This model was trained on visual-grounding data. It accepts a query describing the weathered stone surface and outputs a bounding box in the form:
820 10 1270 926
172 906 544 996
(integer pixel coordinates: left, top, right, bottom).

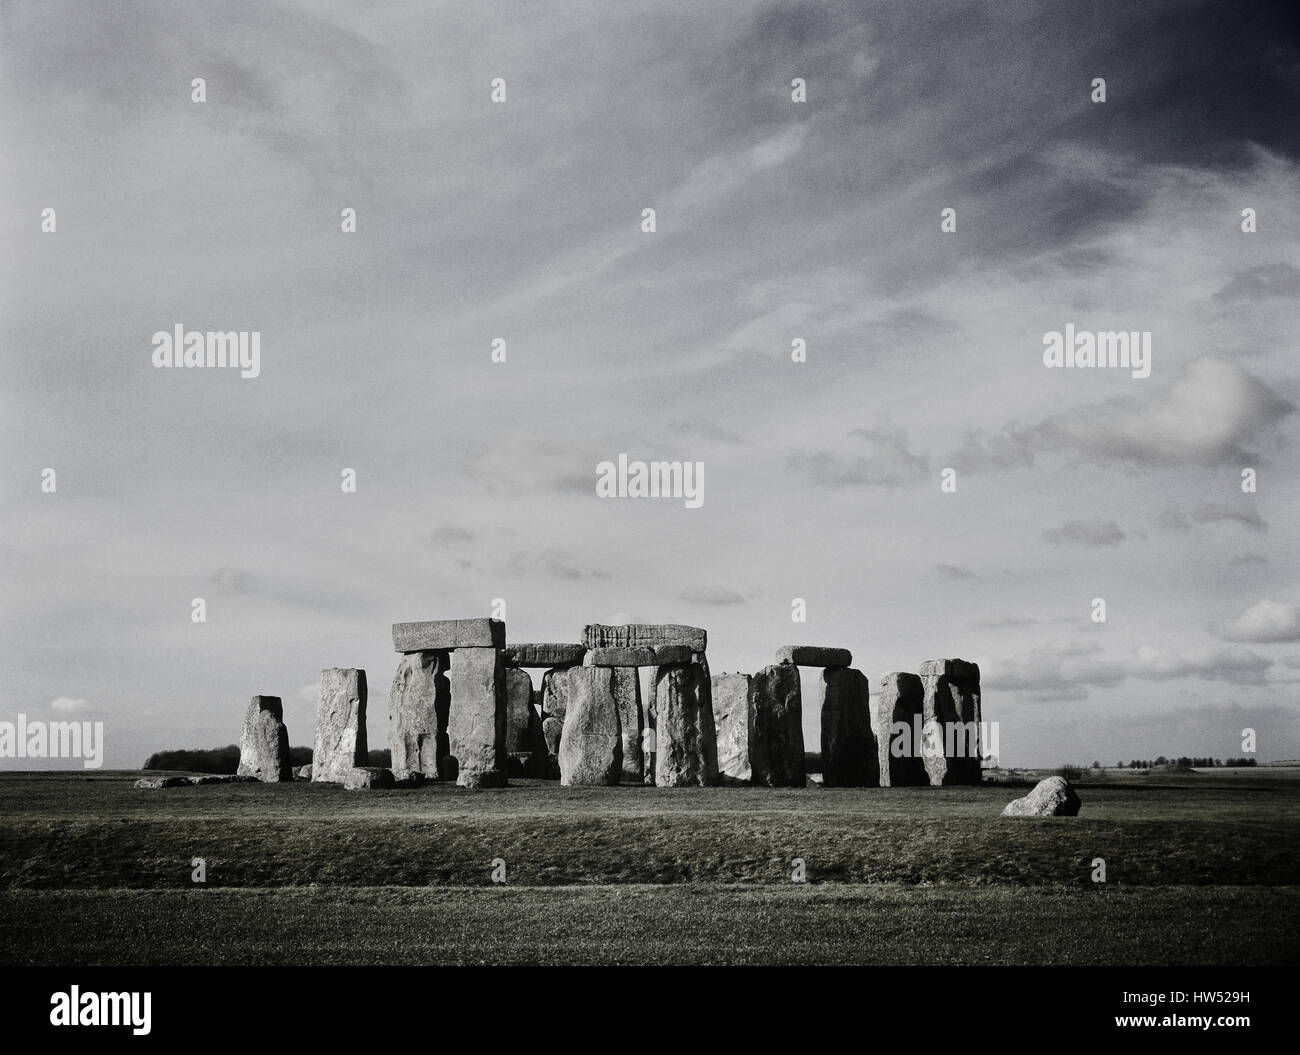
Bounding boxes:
584 646 658 667
1002 776 1080 817
775 645 853 668
388 650 450 780
872 673 927 787
542 716 564 756
188 774 258 785
392 618 505 653
750 663 804 787
392 769 427 788
611 666 643 783
293 764 313 781
711 673 752 784
313 669 368 783
503 643 586 668
237 695 291 783
820 668 877 787
558 666 622 786
343 766 395 790
540 666 577 719
920 658 982 786
652 661 719 787
447 646 507 788
583 623 707 652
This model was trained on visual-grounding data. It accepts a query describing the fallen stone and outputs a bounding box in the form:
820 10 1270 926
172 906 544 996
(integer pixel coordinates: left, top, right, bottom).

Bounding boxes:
313 669 368 783
343 766 396 790
558 666 623 786
392 618 505 653
820 668 877 787
711 672 752 784
583 623 707 652
392 769 428 788
652 661 719 787
1002 776 1080 817
388 650 450 780
750 663 804 787
134 776 190 789
919 658 982 786
236 695 291 783
293 764 314 781
189 774 254 785
447 646 508 788
774 645 853 668
503 643 587 668
612 666 643 783
872 673 927 787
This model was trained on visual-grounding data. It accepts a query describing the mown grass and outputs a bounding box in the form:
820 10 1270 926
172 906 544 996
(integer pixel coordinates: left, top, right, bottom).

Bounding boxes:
1 885 1295 965
2 772 1297 964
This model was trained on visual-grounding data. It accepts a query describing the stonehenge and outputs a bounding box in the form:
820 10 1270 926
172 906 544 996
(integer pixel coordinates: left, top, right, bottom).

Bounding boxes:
237 694 290 782
557 666 623 785
313 669 368 783
873 673 927 787
224 614 987 794
819 668 876 787
920 659 982 786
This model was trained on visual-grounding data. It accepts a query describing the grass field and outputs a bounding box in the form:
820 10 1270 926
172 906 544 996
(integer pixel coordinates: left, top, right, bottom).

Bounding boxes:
2 770 1297 965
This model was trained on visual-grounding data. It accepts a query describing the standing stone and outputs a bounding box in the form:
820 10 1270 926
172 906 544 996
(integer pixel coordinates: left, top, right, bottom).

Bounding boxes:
820 668 877 787
542 716 564 757
873 672 927 787
540 666 576 720
750 663 804 787
919 658 982 786
653 661 719 787
557 666 622 786
237 695 290 782
611 666 643 783
505 667 547 777
711 673 752 784
388 650 450 779
313 669 367 783
447 647 508 788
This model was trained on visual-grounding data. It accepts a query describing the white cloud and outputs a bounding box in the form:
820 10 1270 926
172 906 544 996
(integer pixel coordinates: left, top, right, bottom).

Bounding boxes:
1217 600 1300 643
49 696 86 712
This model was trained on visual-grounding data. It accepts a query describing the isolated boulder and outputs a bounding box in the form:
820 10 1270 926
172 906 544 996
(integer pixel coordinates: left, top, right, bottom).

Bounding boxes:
343 766 395 790
1002 776 1080 817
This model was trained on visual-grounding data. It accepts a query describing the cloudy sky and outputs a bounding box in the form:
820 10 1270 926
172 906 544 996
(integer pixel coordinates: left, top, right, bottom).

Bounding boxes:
3 0 1298 769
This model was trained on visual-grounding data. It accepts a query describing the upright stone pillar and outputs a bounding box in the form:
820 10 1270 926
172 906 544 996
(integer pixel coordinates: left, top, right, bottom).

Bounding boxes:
611 667 643 784
557 666 623 786
711 672 752 784
652 661 719 787
750 663 804 786
237 695 291 782
447 647 508 788
873 672 926 786
504 667 547 777
919 658 982 786
389 650 450 779
313 668 368 783
820 667 876 786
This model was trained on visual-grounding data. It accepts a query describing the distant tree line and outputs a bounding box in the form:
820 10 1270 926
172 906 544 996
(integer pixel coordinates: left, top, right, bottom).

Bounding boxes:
1113 757 1258 769
141 746 392 772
